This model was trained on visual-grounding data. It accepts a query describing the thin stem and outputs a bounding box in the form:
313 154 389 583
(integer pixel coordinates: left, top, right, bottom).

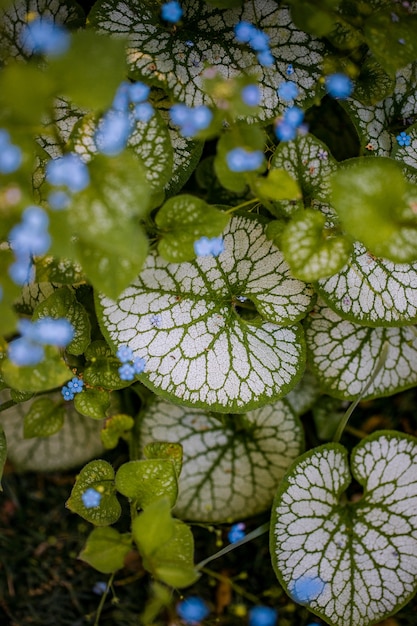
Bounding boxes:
0 400 16 413
93 572 115 626
199 567 260 604
224 198 260 214
195 522 269 570
333 341 389 444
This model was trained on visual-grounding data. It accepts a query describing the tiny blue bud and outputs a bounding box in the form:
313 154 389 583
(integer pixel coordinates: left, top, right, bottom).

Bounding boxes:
161 0 183 23
325 73 353 99
241 84 261 106
286 63 294 75
248 606 278 626
177 597 209 624
93 581 107 595
277 81 299 101
81 488 102 508
228 522 246 543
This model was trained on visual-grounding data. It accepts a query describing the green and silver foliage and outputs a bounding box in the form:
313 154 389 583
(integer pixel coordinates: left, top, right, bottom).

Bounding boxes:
89 0 324 121
96 215 314 412
270 431 417 626
0 392 104 473
138 396 304 522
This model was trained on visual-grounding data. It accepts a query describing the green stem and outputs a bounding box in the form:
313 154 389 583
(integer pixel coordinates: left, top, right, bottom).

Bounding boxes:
199 567 260 604
0 400 16 413
195 522 269 570
93 572 115 626
224 198 260 214
333 341 389 444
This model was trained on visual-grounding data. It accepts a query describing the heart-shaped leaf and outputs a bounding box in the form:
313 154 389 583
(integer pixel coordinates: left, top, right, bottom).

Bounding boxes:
89 0 325 121
316 241 417 326
0 392 104 472
138 396 304 522
79 527 132 574
305 298 417 400
96 215 314 412
270 431 417 626
73 388 110 420
115 459 178 508
1 346 72 393
23 397 65 438
83 340 131 390
101 413 134 449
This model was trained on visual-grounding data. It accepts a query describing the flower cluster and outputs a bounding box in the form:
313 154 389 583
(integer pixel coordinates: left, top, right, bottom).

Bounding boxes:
116 344 146 381
81 487 102 508
95 81 154 156
194 236 224 257
20 16 70 57
46 152 90 196
8 206 51 285
161 0 183 23
62 376 84 401
176 596 209 624
275 79 305 142
228 522 246 543
325 73 353 99
226 147 264 172
249 605 278 626
0 129 22 174
170 104 212 138
397 131 411 147
234 21 274 67
8 317 74 366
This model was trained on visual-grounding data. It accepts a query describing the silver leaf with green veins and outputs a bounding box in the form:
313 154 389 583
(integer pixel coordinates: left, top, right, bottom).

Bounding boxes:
139 396 304 522
89 0 325 121
271 432 417 626
96 215 314 412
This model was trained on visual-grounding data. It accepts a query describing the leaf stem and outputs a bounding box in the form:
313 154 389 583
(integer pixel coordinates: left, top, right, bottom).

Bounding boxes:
195 522 269 570
224 198 260 214
93 572 115 626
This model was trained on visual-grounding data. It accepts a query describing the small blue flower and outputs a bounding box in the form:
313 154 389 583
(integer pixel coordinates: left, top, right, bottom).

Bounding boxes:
129 82 150 103
61 385 75 401
194 236 224 257
318 148 328 160
161 0 183 23
133 102 154 122
95 109 133 156
226 147 264 172
286 64 294 75
93 581 107 595
116 345 134 363
249 30 270 52
67 376 84 393
112 81 130 111
20 17 70 57
277 81 299 101
234 21 256 43
31 317 74 347
396 131 411 147
150 314 162 328
248 605 278 626
176 596 209 624
291 574 325 604
325 73 353 99
48 190 71 210
283 106 304 128
275 120 297 142
132 356 146 374
81 487 102 508
118 363 135 381
228 522 246 543
46 153 90 192
0 139 22 174
170 104 212 137
257 49 274 67
241 85 261 106
8 337 44 366
8 256 34 286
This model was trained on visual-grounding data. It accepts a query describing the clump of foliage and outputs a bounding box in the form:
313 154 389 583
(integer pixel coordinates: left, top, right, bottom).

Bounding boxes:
1 0 417 625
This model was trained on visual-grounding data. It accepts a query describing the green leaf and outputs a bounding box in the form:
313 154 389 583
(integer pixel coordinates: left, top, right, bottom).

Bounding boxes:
101 413 134 449
352 56 395 106
96 215 314 412
14 282 57 316
73 388 110 420
0 425 6 491
83 341 130 390
132 497 175 556
253 169 301 203
66 459 121 526
138 396 304 522
331 158 417 263
153 520 198 588
0 63 55 125
156 194 230 262
0 391 104 472
281 209 352 282
32 287 91 356
316 241 417 326
115 459 178 508
23 397 65 438
143 441 183 479
284 367 320 417
79 527 132 574
271 431 417 626
49 30 127 110
35 256 85 285
1 346 72 393
364 12 417 76
305 299 417 400
89 1 325 122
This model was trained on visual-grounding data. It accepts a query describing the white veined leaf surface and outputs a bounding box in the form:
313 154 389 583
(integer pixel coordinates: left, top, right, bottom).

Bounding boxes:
96 215 315 412
270 432 417 626
139 396 304 522
89 0 325 121
316 241 417 326
343 63 417 155
304 298 417 400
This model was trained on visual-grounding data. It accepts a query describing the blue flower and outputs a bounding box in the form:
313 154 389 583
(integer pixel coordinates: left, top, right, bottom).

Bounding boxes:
248 606 278 626
81 488 102 508
283 106 304 128
61 385 75 401
194 236 224 257
48 190 71 210
161 1 183 23
249 30 270 52
46 153 90 192
20 17 70 57
112 81 130 111
133 102 154 122
132 356 146 374
257 49 274 67
8 256 34 286
176 596 209 624
291 574 325 604
228 522 246 543
325 73 353 99
129 82 151 103
277 81 299 101
286 64 294 75
116 345 134 363
30 317 74 347
0 130 22 174
8 337 44 366
396 131 411 147
67 376 84 393
170 104 212 137
226 147 264 172
95 109 133 156
241 85 261 106
118 363 135 381
234 21 256 44
92 581 107 595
